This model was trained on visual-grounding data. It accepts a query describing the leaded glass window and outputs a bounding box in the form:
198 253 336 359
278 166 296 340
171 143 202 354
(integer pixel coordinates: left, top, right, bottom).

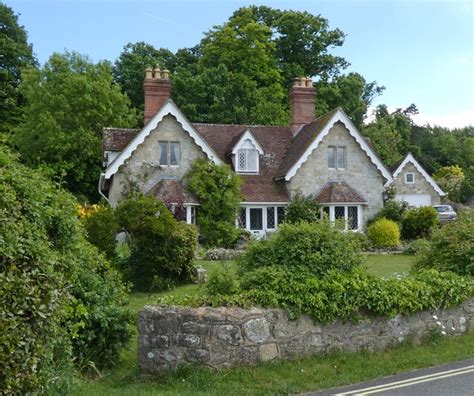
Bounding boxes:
236 139 258 172
267 207 275 229
250 208 263 230
348 206 358 230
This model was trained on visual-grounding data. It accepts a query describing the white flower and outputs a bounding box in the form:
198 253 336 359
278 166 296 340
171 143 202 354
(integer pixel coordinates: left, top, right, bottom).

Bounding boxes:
451 326 456 331
441 331 446 335
441 325 446 330
436 321 441 326
432 315 438 320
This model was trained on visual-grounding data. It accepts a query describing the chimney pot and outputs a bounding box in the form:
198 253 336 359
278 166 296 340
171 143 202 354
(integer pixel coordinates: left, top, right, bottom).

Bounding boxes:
145 67 153 79
153 67 161 80
290 75 316 135
162 69 170 80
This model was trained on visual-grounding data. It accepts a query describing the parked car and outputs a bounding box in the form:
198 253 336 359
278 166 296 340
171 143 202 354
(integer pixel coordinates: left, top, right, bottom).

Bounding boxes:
433 205 457 222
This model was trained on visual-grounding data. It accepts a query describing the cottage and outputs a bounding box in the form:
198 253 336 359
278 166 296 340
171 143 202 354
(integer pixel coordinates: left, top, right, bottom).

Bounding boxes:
99 69 442 236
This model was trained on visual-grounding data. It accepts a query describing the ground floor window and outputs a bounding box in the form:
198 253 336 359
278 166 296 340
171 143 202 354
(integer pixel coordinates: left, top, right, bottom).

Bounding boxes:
320 205 362 231
238 204 287 236
185 205 197 225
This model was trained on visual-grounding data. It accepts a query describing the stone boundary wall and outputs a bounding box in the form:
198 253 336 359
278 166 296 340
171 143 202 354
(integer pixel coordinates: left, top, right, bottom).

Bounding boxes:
138 299 474 374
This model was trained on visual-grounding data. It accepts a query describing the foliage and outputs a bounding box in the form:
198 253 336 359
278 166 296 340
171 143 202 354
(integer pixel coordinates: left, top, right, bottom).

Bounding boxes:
0 3 37 137
284 193 320 224
414 210 474 276
185 159 242 247
80 204 119 259
0 146 133 394
433 165 465 202
238 221 363 277
404 238 431 256
206 265 240 296
401 206 439 240
368 199 410 226
115 193 198 291
12 51 138 201
367 218 401 248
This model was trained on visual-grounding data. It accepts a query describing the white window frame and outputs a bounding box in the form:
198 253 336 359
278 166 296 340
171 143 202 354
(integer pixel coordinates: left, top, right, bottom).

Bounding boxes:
328 146 346 170
320 204 363 231
185 204 198 225
231 129 264 174
158 140 180 167
238 204 287 236
405 172 415 184
237 146 258 173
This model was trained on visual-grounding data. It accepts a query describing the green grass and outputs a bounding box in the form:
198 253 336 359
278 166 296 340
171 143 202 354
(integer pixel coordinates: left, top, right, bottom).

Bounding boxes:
74 331 474 395
74 253 434 395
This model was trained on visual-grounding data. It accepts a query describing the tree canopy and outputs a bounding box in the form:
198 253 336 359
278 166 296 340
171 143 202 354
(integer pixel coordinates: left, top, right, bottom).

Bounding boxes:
12 52 138 201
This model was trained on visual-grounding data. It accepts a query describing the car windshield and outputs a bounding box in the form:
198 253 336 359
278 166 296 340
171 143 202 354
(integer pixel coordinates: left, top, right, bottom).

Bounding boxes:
434 206 451 212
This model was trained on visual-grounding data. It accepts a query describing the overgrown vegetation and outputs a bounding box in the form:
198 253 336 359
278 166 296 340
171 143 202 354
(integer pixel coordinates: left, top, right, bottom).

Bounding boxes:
0 147 133 394
414 210 474 276
114 193 198 291
283 193 320 224
185 159 242 247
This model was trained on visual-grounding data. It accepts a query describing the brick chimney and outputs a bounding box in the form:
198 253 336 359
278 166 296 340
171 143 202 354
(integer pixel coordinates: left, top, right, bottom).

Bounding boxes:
290 77 316 135
144 67 172 124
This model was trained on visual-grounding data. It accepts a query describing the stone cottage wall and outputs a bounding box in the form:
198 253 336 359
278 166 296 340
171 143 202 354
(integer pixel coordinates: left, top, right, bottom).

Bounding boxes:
288 122 385 225
138 299 473 374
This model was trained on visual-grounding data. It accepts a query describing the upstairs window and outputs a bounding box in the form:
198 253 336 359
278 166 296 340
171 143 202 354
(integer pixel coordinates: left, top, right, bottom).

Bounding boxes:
405 172 415 184
159 141 180 166
328 146 346 169
237 139 258 173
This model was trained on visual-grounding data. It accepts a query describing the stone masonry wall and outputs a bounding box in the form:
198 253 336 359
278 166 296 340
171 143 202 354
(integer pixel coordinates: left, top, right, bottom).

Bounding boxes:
288 122 385 225
138 299 473 374
108 114 207 206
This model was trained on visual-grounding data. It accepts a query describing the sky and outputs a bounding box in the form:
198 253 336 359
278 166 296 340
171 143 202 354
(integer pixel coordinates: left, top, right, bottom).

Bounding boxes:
7 0 474 128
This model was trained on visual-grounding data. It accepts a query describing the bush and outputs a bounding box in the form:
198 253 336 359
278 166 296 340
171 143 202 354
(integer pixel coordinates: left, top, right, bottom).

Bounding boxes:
367 218 401 248
115 193 198 291
414 210 474 276
0 147 133 394
368 199 409 226
206 265 240 296
401 206 439 240
238 221 363 277
204 248 245 261
80 204 119 259
404 238 431 255
284 193 320 224
185 159 242 247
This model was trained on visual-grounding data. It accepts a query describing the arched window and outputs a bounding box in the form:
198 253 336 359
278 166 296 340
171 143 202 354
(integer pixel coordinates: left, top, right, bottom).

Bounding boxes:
237 139 258 172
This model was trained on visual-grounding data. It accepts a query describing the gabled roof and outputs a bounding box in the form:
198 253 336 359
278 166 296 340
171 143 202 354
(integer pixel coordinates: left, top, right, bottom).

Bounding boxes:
230 129 264 155
275 108 393 182
389 153 446 196
315 181 367 204
103 128 139 151
104 100 221 180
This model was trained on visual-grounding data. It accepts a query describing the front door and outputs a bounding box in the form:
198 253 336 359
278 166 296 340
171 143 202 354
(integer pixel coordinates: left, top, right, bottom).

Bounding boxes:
249 207 265 238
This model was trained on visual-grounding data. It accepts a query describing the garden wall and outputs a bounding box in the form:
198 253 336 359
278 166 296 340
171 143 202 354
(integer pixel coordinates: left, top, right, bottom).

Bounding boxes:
138 299 474 374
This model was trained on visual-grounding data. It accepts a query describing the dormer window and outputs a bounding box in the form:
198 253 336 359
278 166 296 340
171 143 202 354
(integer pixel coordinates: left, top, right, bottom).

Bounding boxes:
231 129 264 174
237 139 258 172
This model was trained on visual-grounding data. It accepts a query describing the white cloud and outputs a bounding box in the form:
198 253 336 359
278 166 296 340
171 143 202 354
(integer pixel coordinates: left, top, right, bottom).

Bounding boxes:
365 106 474 129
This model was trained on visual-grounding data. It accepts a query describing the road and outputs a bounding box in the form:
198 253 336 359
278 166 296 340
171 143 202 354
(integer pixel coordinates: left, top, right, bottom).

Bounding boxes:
305 359 474 396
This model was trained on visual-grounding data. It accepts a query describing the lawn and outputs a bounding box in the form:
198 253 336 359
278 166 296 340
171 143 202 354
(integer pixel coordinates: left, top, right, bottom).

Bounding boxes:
77 253 468 396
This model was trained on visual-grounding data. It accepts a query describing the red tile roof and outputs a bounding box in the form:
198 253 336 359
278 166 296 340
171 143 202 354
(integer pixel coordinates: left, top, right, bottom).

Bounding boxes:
315 181 367 204
147 179 198 204
103 128 139 151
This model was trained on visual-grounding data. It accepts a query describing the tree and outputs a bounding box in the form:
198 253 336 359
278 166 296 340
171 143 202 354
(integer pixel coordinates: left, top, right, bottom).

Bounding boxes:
113 41 176 114
185 159 242 247
12 52 138 201
0 3 37 137
433 165 465 202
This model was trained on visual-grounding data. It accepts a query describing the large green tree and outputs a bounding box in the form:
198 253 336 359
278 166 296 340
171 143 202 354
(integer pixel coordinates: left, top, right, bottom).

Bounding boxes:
12 52 138 201
0 2 36 137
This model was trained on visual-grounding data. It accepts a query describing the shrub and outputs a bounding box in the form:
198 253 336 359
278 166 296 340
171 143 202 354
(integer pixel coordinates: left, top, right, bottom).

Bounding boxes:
284 193 320 224
206 265 240 296
80 204 119 259
115 193 198 291
368 199 409 226
367 218 401 248
185 159 242 247
238 221 363 277
414 210 474 276
401 206 439 240
0 147 133 394
404 238 431 255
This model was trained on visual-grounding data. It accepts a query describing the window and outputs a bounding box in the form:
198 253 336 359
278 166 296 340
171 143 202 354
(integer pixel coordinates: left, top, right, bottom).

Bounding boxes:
239 207 246 228
328 146 346 170
267 207 275 229
320 205 361 231
159 141 180 166
249 208 263 230
237 139 258 172
277 206 286 225
405 173 415 184
348 206 358 230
